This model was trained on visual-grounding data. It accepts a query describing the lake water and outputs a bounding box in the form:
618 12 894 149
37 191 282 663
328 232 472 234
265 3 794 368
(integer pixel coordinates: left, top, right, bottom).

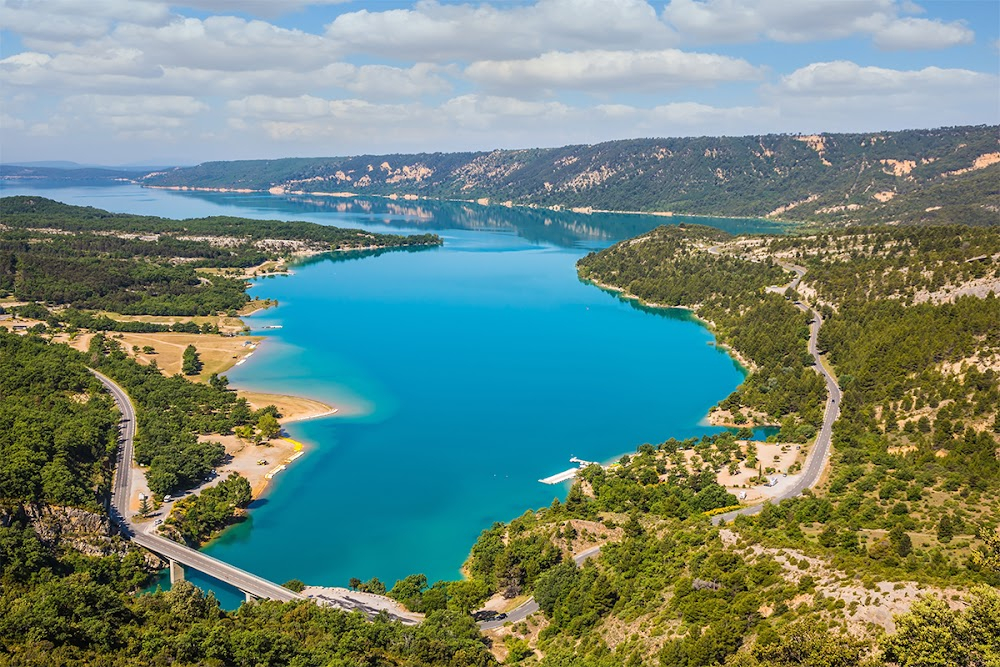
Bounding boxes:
1 182 784 606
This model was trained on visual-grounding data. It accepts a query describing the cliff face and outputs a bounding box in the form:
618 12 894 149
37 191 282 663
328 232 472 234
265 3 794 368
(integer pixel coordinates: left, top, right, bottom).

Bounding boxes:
138 125 999 226
0 502 165 569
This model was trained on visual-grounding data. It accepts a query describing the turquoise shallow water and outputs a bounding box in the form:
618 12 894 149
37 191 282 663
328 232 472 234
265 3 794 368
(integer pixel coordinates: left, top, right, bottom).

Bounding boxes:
2 183 782 607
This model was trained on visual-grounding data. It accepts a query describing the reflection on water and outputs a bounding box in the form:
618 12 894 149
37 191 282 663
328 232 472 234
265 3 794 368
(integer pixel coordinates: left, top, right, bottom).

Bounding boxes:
1 179 787 247
164 189 787 247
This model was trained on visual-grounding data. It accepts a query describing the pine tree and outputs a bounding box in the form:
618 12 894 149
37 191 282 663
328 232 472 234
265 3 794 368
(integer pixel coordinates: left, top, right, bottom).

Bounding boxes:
889 525 912 557
937 514 954 543
181 344 202 375
257 413 280 441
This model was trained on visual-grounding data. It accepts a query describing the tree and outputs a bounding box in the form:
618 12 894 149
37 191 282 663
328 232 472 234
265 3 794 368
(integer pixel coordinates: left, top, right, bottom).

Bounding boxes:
359 577 386 595
139 495 152 517
504 637 533 664
818 524 839 548
881 588 1000 667
973 527 1000 573
623 514 644 538
389 573 428 609
936 515 954 543
534 561 579 616
736 620 869 667
889 525 913 557
257 413 280 441
208 373 229 391
348 577 361 591
447 579 488 614
234 424 255 442
282 579 305 593
182 344 202 375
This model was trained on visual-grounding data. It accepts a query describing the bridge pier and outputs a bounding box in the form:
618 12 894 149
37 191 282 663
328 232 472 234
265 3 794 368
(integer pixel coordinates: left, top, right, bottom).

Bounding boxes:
244 591 257 603
169 559 185 585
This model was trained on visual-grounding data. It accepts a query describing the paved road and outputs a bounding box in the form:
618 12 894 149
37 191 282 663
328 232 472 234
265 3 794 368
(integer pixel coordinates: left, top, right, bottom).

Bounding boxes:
91 369 137 523
91 369 305 603
479 545 602 630
711 261 840 525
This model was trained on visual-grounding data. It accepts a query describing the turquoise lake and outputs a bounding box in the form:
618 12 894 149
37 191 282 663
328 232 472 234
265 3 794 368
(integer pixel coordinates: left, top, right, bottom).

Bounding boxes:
1 182 784 607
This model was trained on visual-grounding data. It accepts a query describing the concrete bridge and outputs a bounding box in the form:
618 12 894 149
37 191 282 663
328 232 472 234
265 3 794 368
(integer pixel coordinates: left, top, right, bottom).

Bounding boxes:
92 369 305 604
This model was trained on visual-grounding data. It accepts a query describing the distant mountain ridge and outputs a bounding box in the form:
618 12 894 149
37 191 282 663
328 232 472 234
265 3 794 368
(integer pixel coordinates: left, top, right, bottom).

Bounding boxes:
30 126 1000 225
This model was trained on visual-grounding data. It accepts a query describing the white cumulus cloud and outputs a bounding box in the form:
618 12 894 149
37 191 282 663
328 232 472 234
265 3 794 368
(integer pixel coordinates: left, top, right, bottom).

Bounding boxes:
662 0 975 50
777 60 991 96
771 61 997 132
0 0 170 47
326 0 676 62
466 49 762 93
872 17 974 50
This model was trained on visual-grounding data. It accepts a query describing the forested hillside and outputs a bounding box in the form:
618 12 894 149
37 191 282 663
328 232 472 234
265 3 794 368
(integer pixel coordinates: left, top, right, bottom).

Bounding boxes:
139 125 999 226
0 333 117 509
478 222 1000 665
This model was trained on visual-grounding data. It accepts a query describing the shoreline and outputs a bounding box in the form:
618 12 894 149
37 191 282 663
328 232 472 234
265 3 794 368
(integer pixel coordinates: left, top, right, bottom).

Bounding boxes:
140 183 802 225
214 305 340 499
582 274 763 427
583 275 758 373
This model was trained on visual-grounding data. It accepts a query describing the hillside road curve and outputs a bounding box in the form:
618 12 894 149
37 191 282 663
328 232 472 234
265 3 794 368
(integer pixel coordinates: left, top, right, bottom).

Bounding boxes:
90 368 306 603
711 261 840 525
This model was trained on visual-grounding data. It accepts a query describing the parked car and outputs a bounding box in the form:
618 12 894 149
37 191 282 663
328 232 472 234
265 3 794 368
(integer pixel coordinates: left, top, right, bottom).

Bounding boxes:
472 610 500 622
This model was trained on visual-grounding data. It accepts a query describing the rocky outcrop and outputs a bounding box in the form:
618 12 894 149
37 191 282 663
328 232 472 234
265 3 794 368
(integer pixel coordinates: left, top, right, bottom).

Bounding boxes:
0 502 166 570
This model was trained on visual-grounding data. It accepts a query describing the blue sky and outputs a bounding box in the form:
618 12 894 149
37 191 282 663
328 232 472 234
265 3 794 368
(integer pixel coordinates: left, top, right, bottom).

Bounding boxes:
1 0 997 164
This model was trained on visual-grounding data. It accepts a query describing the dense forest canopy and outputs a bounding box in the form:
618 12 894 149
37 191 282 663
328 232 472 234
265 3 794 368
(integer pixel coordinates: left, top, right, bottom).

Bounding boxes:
0 333 117 509
0 517 498 666
0 196 441 316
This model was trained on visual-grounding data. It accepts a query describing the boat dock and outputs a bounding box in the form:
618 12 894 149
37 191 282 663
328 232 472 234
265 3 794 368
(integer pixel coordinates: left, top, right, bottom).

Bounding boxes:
539 457 597 484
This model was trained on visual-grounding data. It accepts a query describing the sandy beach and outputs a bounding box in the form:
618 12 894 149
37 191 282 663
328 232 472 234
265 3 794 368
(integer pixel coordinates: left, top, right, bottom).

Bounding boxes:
241 390 337 424
50 320 339 503
221 390 338 498
198 433 309 498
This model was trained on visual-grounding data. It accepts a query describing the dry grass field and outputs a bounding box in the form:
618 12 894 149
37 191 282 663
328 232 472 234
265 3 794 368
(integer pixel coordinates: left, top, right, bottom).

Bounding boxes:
113 331 263 380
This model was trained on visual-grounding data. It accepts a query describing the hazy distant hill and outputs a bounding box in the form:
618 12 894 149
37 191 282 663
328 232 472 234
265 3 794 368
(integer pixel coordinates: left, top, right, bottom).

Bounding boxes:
0 164 142 182
141 125 996 225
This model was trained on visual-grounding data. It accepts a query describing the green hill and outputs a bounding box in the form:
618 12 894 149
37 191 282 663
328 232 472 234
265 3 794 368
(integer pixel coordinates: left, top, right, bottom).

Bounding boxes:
140 125 1000 225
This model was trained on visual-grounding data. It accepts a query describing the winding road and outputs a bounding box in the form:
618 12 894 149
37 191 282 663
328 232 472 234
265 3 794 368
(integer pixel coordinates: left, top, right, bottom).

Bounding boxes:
711 260 840 525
